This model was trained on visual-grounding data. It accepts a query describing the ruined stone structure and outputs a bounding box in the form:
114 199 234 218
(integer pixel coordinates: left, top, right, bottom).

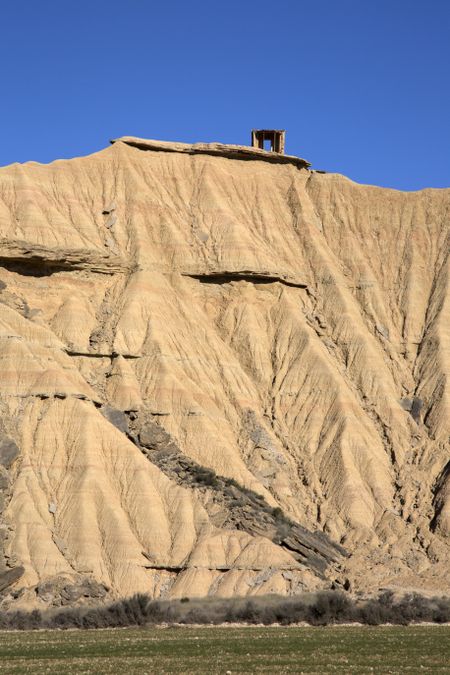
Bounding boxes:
251 129 286 154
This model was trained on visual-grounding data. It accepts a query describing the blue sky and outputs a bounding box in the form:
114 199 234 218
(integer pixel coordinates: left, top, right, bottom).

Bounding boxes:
1 0 449 190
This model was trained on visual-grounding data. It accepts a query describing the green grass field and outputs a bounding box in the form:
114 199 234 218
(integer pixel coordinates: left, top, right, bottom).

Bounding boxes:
0 625 448 674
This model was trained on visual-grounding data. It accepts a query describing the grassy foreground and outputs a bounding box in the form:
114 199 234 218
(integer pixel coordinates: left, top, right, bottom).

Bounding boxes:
0 625 448 674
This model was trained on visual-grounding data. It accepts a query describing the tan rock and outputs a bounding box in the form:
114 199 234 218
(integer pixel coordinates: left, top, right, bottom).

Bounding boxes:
0 138 448 604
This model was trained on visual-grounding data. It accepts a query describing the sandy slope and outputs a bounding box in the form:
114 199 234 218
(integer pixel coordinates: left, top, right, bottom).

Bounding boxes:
0 139 448 606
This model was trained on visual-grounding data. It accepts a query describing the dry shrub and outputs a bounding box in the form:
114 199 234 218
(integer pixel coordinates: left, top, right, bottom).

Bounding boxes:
0 591 448 629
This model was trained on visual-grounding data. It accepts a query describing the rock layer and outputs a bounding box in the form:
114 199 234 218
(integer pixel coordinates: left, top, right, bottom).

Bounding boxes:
0 139 448 606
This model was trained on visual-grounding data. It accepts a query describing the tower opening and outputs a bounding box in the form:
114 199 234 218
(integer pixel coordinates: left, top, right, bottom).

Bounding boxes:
251 129 286 154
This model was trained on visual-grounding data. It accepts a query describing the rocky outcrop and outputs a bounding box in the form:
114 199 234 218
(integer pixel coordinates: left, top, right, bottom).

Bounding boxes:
128 415 346 576
0 567 24 593
0 138 448 605
35 575 108 607
111 137 311 169
184 271 307 288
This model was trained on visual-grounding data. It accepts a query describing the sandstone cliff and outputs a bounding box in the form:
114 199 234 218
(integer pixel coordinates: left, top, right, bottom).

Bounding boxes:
0 138 448 607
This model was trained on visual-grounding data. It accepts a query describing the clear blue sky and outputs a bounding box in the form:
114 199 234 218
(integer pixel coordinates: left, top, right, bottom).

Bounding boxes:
1 0 449 190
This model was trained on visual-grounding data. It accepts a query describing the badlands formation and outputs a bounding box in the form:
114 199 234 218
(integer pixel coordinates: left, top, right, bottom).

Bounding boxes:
0 137 448 607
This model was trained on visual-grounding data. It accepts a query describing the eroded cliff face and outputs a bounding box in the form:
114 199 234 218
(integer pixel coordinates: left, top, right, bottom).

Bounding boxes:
0 140 448 607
